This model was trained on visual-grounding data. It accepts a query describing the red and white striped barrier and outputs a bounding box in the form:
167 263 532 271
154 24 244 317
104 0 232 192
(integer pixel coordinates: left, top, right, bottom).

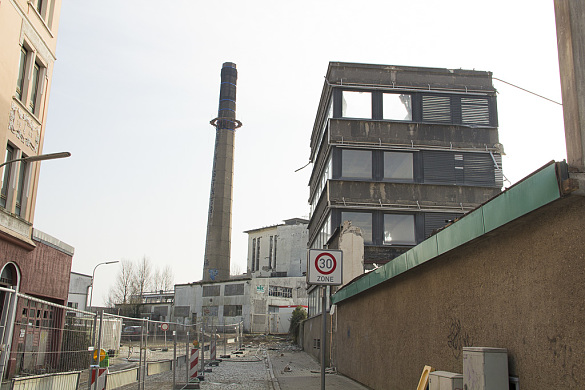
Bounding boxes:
210 340 216 361
189 347 199 379
90 367 107 390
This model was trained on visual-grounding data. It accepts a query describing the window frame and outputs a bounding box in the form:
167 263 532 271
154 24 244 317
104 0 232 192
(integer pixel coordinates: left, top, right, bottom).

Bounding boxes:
333 88 496 128
383 214 416 245
15 41 47 117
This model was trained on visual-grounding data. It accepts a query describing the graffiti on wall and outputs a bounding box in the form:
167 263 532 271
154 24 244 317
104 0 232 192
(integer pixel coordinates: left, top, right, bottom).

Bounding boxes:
447 318 473 359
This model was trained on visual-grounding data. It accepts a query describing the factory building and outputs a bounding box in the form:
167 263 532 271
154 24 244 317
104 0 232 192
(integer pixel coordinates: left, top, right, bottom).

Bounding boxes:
174 218 308 333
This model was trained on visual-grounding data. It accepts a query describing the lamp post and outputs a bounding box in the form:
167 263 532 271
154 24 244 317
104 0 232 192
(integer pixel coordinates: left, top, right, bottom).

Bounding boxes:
89 261 119 311
0 151 71 169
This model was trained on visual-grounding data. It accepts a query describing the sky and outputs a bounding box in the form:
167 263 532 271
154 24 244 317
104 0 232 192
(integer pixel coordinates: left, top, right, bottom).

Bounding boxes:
33 1 566 306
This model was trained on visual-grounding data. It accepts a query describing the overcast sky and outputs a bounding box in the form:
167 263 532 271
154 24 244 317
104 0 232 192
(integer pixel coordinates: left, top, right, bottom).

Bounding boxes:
33 1 566 306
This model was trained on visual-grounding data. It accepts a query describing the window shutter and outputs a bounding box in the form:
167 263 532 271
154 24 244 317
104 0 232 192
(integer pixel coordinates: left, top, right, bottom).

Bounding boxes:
423 151 455 183
422 95 451 123
461 97 491 125
463 153 495 186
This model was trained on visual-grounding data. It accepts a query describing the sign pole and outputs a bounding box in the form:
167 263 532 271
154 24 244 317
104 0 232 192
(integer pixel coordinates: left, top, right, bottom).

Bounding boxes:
321 285 327 390
307 249 343 390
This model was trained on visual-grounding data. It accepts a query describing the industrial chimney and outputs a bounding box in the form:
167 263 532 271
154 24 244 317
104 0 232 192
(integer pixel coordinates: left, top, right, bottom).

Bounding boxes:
203 62 242 282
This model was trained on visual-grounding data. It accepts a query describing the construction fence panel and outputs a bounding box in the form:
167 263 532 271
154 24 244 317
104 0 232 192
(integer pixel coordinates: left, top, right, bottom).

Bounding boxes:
11 370 81 390
10 293 96 378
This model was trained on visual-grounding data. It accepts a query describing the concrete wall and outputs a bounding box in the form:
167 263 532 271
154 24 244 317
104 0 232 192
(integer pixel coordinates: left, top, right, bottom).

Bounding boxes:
331 195 585 389
175 275 308 333
302 314 332 365
67 272 91 311
246 222 308 277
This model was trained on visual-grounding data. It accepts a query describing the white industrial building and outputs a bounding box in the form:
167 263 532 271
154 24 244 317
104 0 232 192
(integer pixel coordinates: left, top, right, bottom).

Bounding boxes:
67 272 92 312
174 218 309 333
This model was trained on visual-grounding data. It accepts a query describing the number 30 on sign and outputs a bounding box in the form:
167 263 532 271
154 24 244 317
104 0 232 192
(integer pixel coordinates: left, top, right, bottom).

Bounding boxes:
307 249 343 286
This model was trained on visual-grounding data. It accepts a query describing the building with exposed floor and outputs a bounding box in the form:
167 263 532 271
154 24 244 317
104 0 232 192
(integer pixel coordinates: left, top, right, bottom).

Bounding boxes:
306 62 504 312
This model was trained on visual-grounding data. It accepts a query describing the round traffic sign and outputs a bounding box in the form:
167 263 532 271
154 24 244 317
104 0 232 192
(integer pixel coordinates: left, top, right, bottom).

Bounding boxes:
161 323 169 332
93 348 106 362
315 252 337 275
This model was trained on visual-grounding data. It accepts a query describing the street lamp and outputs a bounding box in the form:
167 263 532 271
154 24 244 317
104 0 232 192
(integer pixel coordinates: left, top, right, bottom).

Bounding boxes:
0 151 71 169
89 261 119 311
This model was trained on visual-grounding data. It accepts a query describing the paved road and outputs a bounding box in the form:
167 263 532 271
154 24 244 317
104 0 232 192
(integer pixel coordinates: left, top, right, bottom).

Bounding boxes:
268 343 370 390
87 338 370 389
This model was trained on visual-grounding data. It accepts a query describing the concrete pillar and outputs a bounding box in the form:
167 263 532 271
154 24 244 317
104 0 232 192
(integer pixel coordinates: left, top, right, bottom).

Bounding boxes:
555 0 585 172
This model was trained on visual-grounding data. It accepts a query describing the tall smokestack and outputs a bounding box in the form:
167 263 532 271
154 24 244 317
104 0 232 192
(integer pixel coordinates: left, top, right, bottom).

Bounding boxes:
203 62 242 282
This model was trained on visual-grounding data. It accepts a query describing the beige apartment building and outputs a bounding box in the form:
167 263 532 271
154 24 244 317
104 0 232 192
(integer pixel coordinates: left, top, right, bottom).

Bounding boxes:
0 0 75 380
0 0 61 226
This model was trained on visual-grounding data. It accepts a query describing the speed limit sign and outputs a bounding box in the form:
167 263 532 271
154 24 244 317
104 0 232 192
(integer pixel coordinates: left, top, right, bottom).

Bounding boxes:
307 249 343 285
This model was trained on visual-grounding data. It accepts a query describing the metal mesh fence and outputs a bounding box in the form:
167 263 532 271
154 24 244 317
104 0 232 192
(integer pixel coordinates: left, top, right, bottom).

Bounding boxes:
0 290 245 389
0 289 96 389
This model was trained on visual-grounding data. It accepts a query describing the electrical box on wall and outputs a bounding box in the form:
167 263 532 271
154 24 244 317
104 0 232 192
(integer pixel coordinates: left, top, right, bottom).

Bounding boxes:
463 347 509 390
429 371 463 390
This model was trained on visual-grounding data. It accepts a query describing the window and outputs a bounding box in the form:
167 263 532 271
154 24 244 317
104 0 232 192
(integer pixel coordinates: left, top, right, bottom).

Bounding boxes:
461 97 490 125
15 43 46 116
202 285 220 297
29 62 41 113
310 155 332 217
33 0 55 26
256 237 261 271
341 149 372 179
203 306 218 316
15 158 29 217
383 93 412 120
342 91 371 118
251 238 256 271
269 236 273 268
341 211 372 243
383 214 415 245
422 151 497 187
1 145 15 209
223 305 242 317
273 235 278 270
269 286 293 298
224 283 244 296
384 152 413 180
16 47 27 101
312 213 331 249
422 95 451 122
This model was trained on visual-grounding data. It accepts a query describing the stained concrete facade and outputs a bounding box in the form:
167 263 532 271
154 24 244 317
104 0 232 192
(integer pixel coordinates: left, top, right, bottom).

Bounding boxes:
308 62 503 268
173 275 307 333
176 218 309 333
245 218 309 277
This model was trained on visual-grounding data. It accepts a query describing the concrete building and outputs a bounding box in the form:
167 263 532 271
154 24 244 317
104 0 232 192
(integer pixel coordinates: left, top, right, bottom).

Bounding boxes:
0 0 74 379
306 62 503 315
67 271 91 312
245 218 308 277
308 62 502 265
174 219 309 333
